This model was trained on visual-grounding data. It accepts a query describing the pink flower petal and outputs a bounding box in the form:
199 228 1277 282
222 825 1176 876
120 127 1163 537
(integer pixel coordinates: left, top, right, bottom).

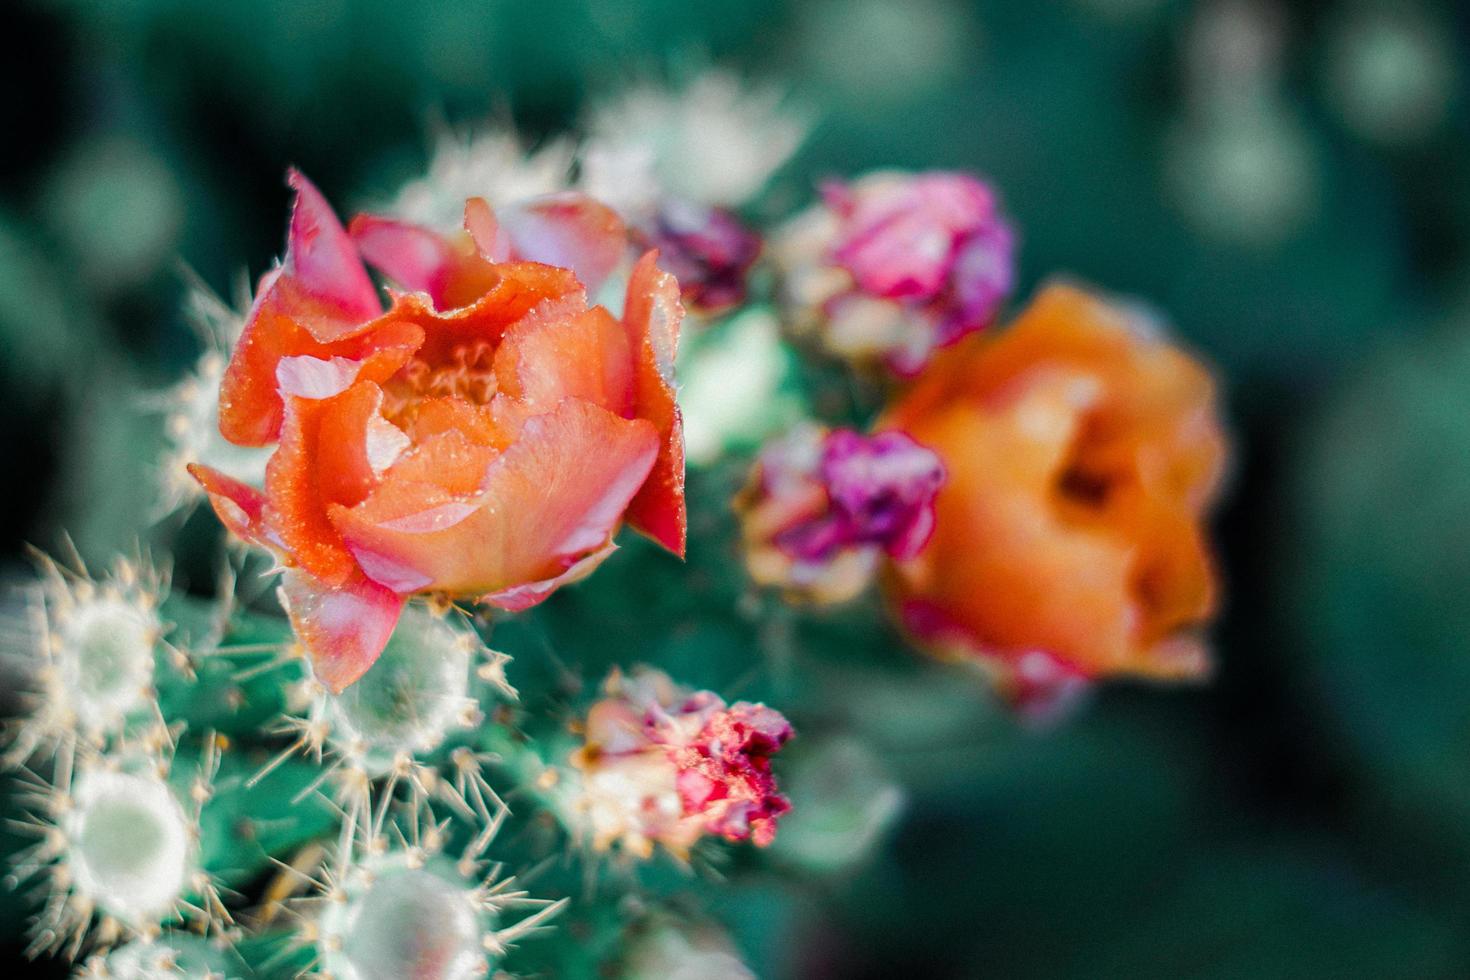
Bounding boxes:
464 197 511 262
187 463 281 554
480 542 619 612
349 214 459 305
499 193 627 294
283 169 381 339
277 568 405 693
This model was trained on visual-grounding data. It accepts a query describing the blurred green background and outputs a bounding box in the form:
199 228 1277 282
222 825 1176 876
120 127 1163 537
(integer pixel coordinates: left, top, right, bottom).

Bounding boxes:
3 0 1470 976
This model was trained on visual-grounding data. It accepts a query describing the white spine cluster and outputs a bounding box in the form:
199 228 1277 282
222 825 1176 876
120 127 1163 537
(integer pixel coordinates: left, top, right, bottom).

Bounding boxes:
151 277 271 516
274 786 563 980
384 125 577 233
581 68 810 217
4 550 172 771
74 932 238 979
250 605 515 857
7 739 226 960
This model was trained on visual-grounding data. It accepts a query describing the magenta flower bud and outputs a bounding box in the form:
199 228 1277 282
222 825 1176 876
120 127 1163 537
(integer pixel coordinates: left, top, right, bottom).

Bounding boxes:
737 425 945 604
775 170 1016 375
633 199 763 314
661 700 793 848
568 668 793 858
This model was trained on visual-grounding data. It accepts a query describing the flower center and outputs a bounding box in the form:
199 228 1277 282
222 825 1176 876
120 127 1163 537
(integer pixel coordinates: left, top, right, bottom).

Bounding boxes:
383 341 498 422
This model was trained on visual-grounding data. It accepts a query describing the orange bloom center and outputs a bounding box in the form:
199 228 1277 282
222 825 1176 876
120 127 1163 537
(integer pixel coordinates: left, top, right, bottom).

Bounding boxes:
382 340 499 424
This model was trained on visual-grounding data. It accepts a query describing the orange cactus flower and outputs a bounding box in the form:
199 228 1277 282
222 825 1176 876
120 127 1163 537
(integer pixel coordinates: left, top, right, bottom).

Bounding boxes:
189 172 685 691
880 282 1228 709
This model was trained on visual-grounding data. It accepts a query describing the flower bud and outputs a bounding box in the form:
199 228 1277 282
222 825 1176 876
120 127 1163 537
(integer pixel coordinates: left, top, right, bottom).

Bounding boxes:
776 170 1015 375
632 199 762 314
568 668 792 859
736 425 944 604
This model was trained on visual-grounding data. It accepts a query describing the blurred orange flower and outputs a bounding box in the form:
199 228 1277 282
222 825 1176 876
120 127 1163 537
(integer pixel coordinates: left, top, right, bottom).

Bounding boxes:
190 172 685 692
880 283 1228 709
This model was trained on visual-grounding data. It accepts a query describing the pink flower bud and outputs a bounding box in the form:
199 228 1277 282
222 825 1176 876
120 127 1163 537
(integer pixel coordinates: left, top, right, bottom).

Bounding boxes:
776 170 1015 375
737 425 944 604
632 199 763 314
569 668 792 858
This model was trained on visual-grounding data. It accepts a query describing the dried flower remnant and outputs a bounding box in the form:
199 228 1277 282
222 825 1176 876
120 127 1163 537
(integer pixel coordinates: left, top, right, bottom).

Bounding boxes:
568 668 792 859
582 70 808 315
630 199 763 314
775 170 1015 375
737 425 944 605
188 171 685 692
880 283 1228 711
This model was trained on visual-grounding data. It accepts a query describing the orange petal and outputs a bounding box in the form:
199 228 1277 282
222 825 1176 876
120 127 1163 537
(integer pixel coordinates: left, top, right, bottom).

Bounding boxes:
880 282 1227 684
265 382 403 586
398 396 508 450
278 568 405 693
374 426 500 498
331 399 658 596
385 262 585 368
481 541 618 612
219 280 423 447
621 250 687 557
493 305 633 417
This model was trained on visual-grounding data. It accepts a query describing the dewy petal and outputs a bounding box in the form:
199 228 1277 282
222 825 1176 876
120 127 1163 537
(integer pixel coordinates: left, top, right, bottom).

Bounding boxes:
498 192 627 294
278 568 405 693
331 399 658 596
219 281 423 446
350 214 502 311
187 463 280 553
463 197 510 261
386 262 585 366
350 215 457 296
283 169 382 337
621 251 688 557
276 354 366 399
480 541 619 612
493 305 633 417
266 382 399 587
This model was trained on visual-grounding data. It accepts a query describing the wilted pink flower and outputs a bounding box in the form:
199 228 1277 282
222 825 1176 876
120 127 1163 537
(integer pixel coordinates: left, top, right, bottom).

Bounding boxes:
735 425 944 604
568 668 792 859
775 170 1015 375
631 200 763 314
